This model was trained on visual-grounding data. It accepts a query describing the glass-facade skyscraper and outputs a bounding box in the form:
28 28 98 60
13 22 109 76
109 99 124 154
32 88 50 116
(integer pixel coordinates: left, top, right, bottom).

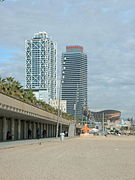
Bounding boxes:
25 32 57 103
61 46 87 119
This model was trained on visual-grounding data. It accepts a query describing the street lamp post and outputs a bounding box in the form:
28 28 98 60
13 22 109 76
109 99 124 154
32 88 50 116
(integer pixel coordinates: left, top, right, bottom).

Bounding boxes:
56 80 61 138
74 104 77 121
102 112 105 134
74 103 77 136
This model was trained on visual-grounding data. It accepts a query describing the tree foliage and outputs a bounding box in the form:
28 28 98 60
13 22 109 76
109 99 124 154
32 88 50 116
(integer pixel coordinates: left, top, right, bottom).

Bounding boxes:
0 76 74 120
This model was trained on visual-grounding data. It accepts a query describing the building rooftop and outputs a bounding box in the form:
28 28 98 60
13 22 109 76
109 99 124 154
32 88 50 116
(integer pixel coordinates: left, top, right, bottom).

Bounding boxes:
66 45 84 52
33 32 48 39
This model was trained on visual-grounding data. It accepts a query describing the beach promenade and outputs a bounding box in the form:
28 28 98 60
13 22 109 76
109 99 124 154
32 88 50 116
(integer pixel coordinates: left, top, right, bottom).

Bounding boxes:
0 136 135 180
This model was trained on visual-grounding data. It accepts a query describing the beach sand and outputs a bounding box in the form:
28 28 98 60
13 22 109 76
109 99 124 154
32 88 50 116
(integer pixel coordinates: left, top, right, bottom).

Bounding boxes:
0 136 135 180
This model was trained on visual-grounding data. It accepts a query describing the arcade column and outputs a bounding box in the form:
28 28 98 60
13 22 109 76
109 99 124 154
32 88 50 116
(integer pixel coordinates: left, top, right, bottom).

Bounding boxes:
41 123 43 138
51 124 54 137
11 118 15 140
3 117 7 141
54 125 56 137
33 122 36 139
18 119 21 140
46 124 49 138
24 121 27 139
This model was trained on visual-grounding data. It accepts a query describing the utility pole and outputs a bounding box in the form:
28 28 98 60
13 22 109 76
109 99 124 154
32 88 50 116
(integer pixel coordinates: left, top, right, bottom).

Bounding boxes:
75 84 79 121
81 105 84 124
73 84 79 135
60 106 63 133
74 104 77 122
102 112 105 134
56 80 61 138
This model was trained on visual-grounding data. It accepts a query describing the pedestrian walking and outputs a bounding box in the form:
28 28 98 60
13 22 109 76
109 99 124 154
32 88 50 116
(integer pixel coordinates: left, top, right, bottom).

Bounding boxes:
7 131 12 140
28 129 32 139
43 129 47 138
36 128 40 139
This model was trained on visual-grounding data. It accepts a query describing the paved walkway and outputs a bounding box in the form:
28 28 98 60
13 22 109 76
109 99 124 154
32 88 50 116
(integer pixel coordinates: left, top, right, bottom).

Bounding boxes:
0 137 62 149
0 136 135 180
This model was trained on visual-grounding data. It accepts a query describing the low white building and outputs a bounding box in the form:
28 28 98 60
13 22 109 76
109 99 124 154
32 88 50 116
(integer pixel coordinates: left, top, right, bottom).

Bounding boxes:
50 100 67 113
33 89 49 103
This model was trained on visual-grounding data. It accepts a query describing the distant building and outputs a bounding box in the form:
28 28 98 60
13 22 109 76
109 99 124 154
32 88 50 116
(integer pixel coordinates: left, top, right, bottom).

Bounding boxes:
61 46 87 118
25 32 57 103
91 110 121 122
50 100 67 113
32 89 49 103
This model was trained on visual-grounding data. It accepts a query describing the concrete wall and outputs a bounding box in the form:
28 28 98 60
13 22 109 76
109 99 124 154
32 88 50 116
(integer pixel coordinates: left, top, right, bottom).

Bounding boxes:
0 92 69 125
0 93 82 142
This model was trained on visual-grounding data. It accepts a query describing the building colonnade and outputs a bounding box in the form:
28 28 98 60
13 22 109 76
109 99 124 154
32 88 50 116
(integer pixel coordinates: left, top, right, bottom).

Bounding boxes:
0 116 67 141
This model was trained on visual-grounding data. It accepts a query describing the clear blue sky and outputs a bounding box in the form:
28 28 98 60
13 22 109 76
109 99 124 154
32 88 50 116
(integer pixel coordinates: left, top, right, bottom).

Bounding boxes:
0 0 135 118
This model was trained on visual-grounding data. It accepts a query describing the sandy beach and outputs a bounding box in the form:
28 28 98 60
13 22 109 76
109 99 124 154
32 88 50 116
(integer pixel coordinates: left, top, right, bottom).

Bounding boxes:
0 136 135 180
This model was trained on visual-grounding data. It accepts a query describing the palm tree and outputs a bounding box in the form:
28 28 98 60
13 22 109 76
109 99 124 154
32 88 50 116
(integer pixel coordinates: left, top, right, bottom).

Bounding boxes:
0 76 75 120
22 89 37 104
0 76 6 93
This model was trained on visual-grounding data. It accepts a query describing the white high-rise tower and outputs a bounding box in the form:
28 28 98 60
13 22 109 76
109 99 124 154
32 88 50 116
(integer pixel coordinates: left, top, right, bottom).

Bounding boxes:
25 32 57 103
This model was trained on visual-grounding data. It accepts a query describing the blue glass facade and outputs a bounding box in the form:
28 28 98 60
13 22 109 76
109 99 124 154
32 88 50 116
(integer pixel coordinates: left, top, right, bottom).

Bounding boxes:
61 46 87 119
